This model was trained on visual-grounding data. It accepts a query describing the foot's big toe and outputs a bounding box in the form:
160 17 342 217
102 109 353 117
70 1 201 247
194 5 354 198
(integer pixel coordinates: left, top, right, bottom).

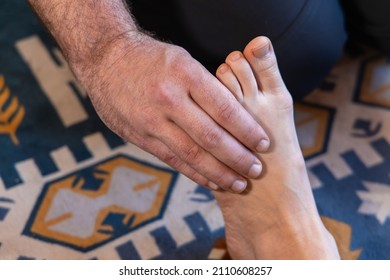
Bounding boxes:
243 37 286 95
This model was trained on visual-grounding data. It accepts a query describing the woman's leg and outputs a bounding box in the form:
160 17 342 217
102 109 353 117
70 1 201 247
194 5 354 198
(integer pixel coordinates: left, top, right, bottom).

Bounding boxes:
213 37 340 259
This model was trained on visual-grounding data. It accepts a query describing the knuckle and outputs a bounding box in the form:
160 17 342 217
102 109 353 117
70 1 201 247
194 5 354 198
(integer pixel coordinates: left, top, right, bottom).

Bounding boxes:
217 101 237 123
170 57 185 74
168 46 192 73
160 152 181 168
231 152 249 170
184 144 203 164
201 128 223 150
151 81 177 108
186 64 203 85
172 55 203 84
212 171 230 190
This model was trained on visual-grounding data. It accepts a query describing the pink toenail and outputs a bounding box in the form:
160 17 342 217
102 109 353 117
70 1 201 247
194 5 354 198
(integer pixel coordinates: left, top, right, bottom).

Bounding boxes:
230 52 242 61
252 43 271 58
218 64 229 74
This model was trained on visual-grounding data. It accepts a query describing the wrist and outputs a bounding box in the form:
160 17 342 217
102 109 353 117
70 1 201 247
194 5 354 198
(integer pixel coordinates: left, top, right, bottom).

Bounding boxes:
71 30 145 89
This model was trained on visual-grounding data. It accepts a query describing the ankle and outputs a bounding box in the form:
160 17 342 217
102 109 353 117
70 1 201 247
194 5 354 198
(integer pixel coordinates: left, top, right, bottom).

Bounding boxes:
252 218 340 259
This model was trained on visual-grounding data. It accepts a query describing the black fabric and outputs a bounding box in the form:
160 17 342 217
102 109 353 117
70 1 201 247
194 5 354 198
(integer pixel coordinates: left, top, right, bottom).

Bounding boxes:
341 0 390 53
128 0 347 99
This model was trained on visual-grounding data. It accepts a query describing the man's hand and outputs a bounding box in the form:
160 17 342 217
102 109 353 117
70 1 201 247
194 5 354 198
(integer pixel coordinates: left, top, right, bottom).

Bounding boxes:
28 0 269 193
84 35 270 192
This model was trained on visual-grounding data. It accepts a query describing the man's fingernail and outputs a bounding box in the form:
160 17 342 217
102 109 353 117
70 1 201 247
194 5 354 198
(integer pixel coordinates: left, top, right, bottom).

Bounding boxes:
252 42 271 58
208 182 219 191
232 180 247 193
256 139 269 152
248 163 262 178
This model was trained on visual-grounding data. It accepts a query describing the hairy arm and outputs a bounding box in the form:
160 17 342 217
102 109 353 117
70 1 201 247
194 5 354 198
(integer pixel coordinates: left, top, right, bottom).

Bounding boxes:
28 0 137 69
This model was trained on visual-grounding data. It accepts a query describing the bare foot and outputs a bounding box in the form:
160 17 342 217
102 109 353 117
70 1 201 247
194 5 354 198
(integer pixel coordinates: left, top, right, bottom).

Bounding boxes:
214 37 339 259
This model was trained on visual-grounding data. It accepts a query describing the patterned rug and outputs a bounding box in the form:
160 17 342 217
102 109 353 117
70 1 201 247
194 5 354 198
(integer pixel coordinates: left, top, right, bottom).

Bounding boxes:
1 1 389 260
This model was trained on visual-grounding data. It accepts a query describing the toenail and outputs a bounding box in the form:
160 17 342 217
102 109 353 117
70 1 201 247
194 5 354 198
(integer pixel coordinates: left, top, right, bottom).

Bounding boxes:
256 139 270 153
208 182 220 191
230 52 242 61
218 64 229 74
248 163 262 178
232 180 247 193
252 43 271 58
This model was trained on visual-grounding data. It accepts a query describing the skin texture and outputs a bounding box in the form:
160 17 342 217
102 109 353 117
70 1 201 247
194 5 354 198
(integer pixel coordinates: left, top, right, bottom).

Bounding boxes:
27 0 271 193
214 37 340 259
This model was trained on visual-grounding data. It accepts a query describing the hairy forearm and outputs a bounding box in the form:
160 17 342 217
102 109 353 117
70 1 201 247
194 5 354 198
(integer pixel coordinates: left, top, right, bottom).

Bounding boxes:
28 0 140 70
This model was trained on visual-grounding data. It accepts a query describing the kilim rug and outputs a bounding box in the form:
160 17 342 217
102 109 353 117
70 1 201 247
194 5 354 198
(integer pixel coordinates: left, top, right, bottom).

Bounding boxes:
1 1 389 260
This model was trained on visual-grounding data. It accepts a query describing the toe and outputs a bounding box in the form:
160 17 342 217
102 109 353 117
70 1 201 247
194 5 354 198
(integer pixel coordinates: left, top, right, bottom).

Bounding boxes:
216 63 244 103
225 51 259 100
243 37 286 95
